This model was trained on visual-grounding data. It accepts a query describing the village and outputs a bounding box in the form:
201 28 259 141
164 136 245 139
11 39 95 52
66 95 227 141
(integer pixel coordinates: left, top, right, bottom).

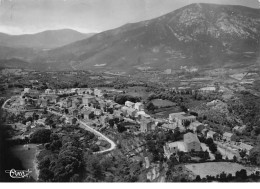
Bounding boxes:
2 83 259 182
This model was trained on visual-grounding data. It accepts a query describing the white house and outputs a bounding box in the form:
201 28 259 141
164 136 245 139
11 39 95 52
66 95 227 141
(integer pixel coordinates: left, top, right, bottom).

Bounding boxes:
125 101 135 108
134 102 144 111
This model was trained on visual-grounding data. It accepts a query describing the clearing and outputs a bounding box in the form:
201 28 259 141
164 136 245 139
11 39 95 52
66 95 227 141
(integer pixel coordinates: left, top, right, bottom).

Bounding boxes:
185 162 253 178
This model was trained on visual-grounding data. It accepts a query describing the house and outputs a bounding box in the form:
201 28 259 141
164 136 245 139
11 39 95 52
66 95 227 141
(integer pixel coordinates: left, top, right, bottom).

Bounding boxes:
82 95 96 106
189 121 205 133
233 125 247 134
94 89 103 97
45 89 51 94
184 132 201 152
122 106 137 118
82 109 94 120
20 97 26 105
134 102 144 111
169 112 196 127
161 123 177 131
136 111 151 121
24 88 30 93
100 116 109 125
41 99 48 107
201 128 208 136
24 112 34 119
164 141 187 158
62 98 72 108
140 119 156 132
94 109 102 116
223 132 236 142
206 130 218 140
72 109 79 117
72 98 81 108
35 118 46 126
238 143 253 155
199 86 216 93
125 101 135 108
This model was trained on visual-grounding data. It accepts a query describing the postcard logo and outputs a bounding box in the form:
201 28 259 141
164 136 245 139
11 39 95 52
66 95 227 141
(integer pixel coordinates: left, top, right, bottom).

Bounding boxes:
5 169 32 178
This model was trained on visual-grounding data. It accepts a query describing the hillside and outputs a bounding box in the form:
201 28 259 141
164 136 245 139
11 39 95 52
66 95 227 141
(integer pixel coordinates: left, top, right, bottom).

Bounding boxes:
0 29 95 50
43 3 260 72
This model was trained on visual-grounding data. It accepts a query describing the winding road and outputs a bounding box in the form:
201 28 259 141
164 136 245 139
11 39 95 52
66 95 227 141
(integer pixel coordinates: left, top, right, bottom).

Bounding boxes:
2 97 116 154
47 109 116 154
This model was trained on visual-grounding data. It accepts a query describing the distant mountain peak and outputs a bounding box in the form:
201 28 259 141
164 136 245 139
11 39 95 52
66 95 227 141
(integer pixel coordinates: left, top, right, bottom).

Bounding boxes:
0 29 95 50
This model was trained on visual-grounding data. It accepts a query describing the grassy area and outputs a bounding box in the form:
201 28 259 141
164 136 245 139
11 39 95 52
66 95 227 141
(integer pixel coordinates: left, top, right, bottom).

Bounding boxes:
125 87 149 100
152 106 182 119
151 99 176 108
10 144 39 180
185 162 253 178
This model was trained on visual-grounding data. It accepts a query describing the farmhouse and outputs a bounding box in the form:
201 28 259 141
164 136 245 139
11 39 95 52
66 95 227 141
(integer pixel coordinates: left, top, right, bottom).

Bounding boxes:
164 141 187 158
223 132 236 142
189 121 205 133
184 132 201 152
169 112 196 127
238 143 253 155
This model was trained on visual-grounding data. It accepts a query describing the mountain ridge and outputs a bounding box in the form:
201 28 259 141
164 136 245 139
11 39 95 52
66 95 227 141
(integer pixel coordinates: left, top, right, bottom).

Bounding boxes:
0 29 95 50
40 3 260 72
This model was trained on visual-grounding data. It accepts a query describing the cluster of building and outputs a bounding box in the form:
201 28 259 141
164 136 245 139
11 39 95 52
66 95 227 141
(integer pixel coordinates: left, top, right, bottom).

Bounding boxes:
17 86 254 162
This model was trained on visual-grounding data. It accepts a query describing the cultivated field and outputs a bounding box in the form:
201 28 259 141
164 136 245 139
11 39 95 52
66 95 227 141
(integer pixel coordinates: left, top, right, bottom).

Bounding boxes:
151 99 176 108
185 162 253 178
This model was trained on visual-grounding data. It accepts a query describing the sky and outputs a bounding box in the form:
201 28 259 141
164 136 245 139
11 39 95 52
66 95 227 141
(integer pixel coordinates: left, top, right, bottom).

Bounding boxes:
0 0 259 35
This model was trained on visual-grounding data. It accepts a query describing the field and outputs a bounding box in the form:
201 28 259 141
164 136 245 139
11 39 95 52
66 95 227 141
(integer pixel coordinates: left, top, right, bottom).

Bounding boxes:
151 99 176 108
185 162 253 178
153 106 182 118
10 144 39 180
125 87 149 100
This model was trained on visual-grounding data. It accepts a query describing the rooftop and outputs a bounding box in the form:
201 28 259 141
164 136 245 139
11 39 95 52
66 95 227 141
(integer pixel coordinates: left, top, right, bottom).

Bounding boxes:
223 132 234 138
184 132 200 144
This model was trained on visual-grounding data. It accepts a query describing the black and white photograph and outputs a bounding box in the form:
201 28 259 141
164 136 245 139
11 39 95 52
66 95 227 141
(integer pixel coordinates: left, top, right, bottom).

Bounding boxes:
0 0 260 183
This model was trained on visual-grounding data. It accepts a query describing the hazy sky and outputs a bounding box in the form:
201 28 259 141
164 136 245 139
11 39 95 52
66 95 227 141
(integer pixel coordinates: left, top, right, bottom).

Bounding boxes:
0 0 259 35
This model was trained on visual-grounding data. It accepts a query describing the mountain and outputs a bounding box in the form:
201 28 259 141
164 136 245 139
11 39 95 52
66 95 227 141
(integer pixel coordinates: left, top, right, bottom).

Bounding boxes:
38 4 260 71
0 58 30 69
0 29 95 50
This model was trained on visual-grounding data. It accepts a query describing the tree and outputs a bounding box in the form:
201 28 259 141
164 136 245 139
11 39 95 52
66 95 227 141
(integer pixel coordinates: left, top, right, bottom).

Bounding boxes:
30 129 51 143
39 168 54 182
215 152 222 161
146 102 156 112
183 120 191 128
117 123 127 133
91 144 100 152
233 155 237 162
108 119 114 128
235 169 247 180
208 143 217 154
248 146 260 165
64 109 69 114
72 118 77 125
89 112 95 120
239 150 247 159
194 175 201 182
